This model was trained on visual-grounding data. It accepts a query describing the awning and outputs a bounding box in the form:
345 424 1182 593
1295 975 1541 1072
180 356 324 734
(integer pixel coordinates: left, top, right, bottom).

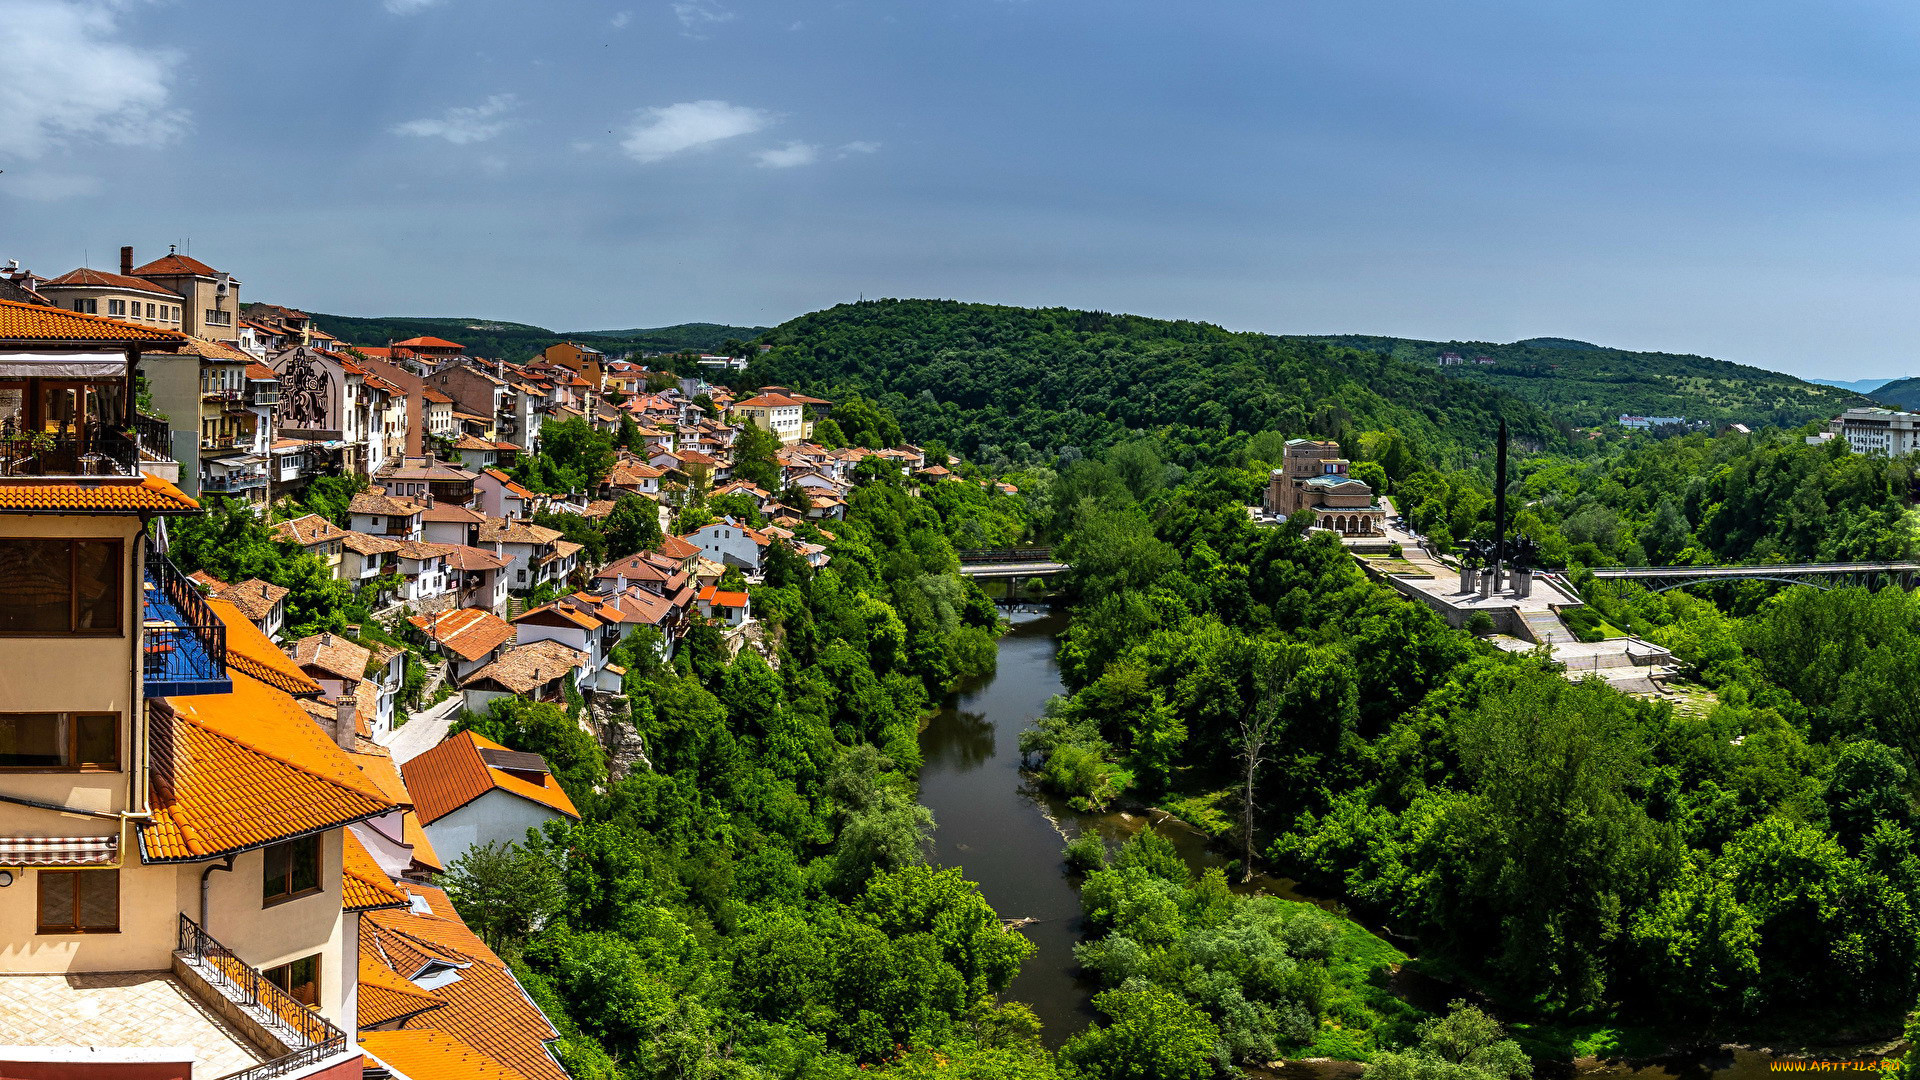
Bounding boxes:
0 351 129 378
0 834 118 866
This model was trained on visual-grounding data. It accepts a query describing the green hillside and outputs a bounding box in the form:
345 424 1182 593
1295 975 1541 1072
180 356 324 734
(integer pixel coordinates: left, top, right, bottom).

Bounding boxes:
1307 334 1867 428
750 298 1559 466
262 307 765 362
1864 376 1920 410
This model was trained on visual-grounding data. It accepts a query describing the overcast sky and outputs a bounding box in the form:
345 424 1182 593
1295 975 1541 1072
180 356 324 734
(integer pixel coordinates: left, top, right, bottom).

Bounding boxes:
6 0 1920 380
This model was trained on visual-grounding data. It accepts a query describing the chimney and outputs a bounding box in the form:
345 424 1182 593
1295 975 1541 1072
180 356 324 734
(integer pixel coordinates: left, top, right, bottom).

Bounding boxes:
120 246 133 276
332 695 359 751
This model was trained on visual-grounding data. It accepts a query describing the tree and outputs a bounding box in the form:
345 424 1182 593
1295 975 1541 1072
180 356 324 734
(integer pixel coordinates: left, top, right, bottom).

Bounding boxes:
604 494 663 559
1366 1001 1531 1080
456 698 607 802
1238 665 1283 881
1057 983 1219 1080
440 841 565 952
731 421 784 491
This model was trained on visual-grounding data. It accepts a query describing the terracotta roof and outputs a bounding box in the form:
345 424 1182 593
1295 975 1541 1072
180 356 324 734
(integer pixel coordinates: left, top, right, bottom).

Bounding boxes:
340 531 402 556
245 361 278 380
698 585 749 608
731 392 806 409
477 518 562 546
343 829 410 911
658 534 701 561
379 458 478 482
41 267 182 298
349 751 442 872
402 730 579 825
142 670 398 861
392 336 463 350
392 540 455 563
362 1030 524 1080
291 632 372 682
422 501 488 524
350 490 428 517
210 578 286 622
581 499 616 518
439 544 510 572
130 252 220 277
409 608 514 663
539 539 582 565
480 469 537 500
172 335 253 362
0 474 199 514
362 884 566 1080
207 597 324 697
357 937 447 1028
272 513 347 547
459 640 587 696
422 388 454 404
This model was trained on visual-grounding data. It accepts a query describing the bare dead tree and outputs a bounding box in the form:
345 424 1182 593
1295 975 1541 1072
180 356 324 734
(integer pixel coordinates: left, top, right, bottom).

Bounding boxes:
1238 671 1285 883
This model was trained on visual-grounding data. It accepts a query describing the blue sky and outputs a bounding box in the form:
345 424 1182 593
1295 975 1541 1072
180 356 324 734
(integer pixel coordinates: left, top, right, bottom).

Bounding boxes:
5 0 1920 379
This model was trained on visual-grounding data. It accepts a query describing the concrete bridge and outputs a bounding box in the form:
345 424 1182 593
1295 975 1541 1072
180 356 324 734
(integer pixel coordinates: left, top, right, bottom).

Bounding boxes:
955 547 1069 580
1587 561 1920 592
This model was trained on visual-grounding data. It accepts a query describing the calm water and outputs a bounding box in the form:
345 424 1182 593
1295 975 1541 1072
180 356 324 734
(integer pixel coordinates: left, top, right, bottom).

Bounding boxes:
916 609 1898 1071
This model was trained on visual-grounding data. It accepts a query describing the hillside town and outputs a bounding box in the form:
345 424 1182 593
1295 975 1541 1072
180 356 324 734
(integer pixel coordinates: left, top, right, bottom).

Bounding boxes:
0 249 964 1080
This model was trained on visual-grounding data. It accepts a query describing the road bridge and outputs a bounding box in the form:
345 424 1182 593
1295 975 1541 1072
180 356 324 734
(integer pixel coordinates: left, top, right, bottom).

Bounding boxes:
1587 561 1920 592
954 547 1069 580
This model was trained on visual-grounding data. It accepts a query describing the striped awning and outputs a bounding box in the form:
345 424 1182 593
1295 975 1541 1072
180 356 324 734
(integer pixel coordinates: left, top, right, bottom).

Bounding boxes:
0 835 118 866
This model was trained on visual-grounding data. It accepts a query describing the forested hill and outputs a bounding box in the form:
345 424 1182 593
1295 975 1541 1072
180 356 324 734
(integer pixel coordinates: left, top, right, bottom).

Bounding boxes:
1863 375 1920 410
1308 334 1867 428
280 309 765 361
751 299 1558 468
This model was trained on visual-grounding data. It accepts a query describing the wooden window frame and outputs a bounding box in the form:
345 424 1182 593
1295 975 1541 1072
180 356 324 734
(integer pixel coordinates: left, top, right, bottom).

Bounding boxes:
36 869 120 934
0 712 120 772
0 538 124 637
261 834 324 907
263 953 322 1008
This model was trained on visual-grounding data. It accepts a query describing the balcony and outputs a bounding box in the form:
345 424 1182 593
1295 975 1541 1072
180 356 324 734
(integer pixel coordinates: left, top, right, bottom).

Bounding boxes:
201 387 243 404
202 471 268 493
175 914 352 1080
0 421 142 477
144 551 231 697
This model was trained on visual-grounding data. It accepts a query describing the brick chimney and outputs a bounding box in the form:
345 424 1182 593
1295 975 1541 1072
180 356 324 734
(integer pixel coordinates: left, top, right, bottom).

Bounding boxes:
332 695 359 751
120 246 133 276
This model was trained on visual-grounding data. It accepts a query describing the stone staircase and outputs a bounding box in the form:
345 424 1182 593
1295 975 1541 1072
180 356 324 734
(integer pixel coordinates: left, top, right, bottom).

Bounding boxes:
1519 610 1576 646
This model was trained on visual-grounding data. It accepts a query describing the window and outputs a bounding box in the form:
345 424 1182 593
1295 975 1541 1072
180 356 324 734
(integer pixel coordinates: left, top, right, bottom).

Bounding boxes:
0 540 122 634
0 713 118 769
145 303 156 319
106 299 126 316
71 299 98 314
37 869 119 933
205 309 233 327
262 834 323 905
264 954 320 1007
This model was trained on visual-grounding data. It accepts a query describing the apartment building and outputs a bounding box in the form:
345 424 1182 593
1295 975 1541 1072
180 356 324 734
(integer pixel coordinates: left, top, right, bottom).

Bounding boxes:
1830 407 1920 458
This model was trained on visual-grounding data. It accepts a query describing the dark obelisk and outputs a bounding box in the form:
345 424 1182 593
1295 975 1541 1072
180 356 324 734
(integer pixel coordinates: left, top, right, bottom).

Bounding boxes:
1493 418 1508 593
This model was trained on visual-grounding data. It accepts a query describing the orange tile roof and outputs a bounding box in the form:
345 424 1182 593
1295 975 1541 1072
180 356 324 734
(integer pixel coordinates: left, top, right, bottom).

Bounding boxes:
358 935 446 1028
244 361 277 380
422 388 454 404
480 469 536 500
363 884 565 1080
0 474 199 514
409 608 514 663
392 336 463 350
350 750 443 873
698 585 749 608
271 513 347 547
402 730 580 825
477 517 562 546
291 632 371 682
349 490 428 517
142 670 399 861
42 267 183 298
130 252 220 277
360 1030 522 1080
343 829 410 911
658 534 700 561
205 596 323 697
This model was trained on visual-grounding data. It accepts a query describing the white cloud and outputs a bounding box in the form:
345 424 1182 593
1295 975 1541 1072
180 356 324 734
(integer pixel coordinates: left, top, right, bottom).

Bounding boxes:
672 0 734 36
610 9 632 27
755 141 820 169
0 171 103 202
384 0 442 13
0 1 185 159
621 100 770 163
391 94 519 144
839 141 882 155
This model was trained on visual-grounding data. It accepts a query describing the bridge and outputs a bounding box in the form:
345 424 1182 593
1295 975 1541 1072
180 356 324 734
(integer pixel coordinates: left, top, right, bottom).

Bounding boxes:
1586 561 1920 592
955 547 1069 580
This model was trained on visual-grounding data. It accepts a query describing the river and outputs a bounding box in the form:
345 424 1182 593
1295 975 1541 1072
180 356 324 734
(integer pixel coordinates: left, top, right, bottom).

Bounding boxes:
915 608 1896 1075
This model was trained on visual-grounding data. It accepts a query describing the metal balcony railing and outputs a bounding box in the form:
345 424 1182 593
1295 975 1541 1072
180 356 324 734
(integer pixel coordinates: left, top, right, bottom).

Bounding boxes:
201 472 267 493
0 419 141 477
177 914 347 1080
144 551 230 697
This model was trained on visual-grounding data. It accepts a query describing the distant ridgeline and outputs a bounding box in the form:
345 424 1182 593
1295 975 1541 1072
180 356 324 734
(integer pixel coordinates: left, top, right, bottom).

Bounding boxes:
290 310 769 363
1307 334 1869 429
751 298 1557 467
1863 375 1920 411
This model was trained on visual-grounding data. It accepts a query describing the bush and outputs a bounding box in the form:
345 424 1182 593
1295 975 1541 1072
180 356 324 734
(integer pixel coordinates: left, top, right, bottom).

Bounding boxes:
1065 832 1109 874
1466 611 1495 636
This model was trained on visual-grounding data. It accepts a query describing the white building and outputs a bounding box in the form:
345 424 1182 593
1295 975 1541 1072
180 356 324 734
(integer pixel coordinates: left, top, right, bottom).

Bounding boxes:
400 731 580 868
1830 407 1920 457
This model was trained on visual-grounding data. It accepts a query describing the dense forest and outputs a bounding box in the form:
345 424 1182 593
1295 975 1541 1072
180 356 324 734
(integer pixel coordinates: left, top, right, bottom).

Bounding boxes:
751 300 1562 470
1312 334 1866 428
273 308 765 361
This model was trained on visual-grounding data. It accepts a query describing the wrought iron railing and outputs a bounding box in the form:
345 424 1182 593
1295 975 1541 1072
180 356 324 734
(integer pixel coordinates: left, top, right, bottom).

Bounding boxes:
177 915 348 1080
144 551 227 691
132 412 173 460
0 418 141 477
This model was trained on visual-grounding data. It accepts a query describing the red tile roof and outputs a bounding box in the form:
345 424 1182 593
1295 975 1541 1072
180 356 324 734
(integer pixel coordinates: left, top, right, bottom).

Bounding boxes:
409 608 514 663
403 731 579 826
0 474 199 515
130 252 221 277
392 336 463 350
0 297 187 343
41 267 182 298
343 829 410 912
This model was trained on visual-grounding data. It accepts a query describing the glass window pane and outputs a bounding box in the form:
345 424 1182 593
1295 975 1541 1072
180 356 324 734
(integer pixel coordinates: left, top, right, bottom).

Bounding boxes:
263 842 290 902
37 872 73 931
0 541 71 633
0 714 65 767
74 715 117 768
72 542 119 632
77 871 117 930
291 955 319 1005
288 835 321 895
